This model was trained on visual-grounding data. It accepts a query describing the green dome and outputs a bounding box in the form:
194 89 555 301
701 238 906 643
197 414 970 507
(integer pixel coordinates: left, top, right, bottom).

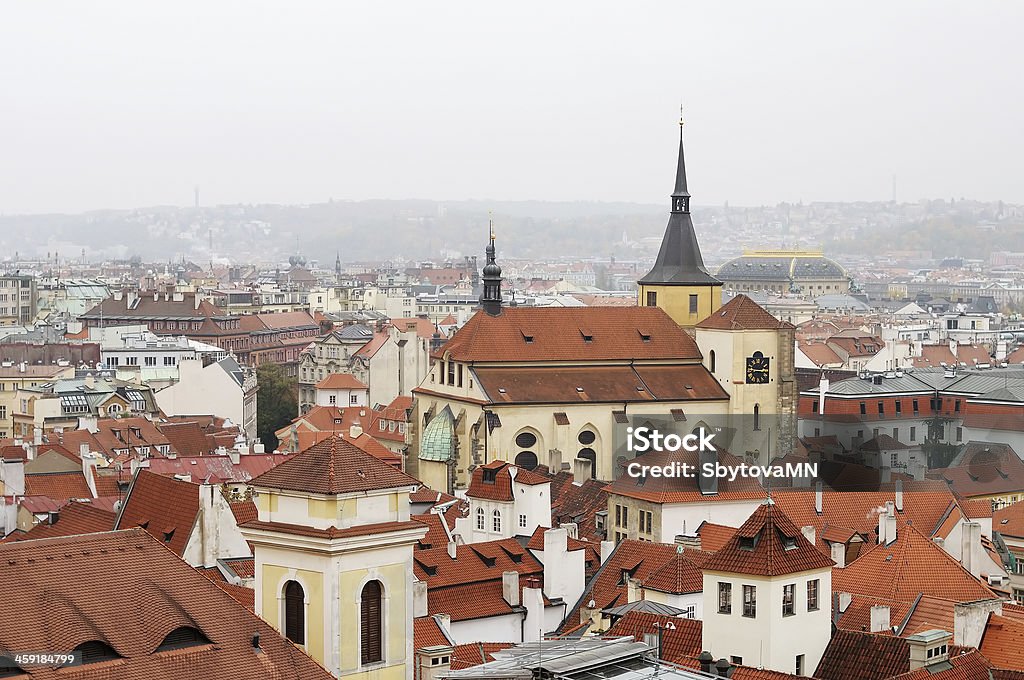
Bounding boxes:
419 405 456 462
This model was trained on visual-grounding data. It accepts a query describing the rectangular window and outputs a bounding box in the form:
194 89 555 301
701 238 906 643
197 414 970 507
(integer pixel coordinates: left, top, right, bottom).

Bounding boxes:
956 426 963 442
646 291 657 307
812 401 818 413
782 584 795 616
796 654 805 676
144 356 157 367
718 582 732 614
912 399 919 414
519 514 527 528
893 428 899 443
877 401 885 415
163 356 176 366
447 362 456 385
689 294 698 314
329 395 337 405
859 402 866 415
954 399 961 412
615 505 621 526
910 426 916 442
457 363 463 388
743 585 756 618
891 452 899 467
622 507 628 528
807 579 819 611
895 400 902 415
350 394 359 405
731 657 743 665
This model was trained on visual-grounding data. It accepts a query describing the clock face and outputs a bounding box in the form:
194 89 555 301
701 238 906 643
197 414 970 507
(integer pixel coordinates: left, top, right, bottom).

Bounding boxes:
746 352 770 384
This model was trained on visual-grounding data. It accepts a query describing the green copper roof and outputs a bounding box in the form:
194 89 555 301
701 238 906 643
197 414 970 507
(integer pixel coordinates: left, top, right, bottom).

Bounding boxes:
419 405 456 462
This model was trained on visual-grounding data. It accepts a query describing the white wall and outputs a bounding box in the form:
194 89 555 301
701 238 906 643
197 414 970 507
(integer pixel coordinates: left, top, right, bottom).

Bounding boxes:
659 499 762 543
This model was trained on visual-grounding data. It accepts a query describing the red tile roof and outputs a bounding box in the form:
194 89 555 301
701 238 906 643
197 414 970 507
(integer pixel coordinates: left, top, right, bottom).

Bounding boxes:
832 524 996 603
641 550 705 594
450 642 515 670
605 611 703 664
703 501 835 576
899 595 957 637
414 538 542 589
5 502 114 543
696 522 737 552
250 434 419 495
23 471 92 501
889 649 997 680
929 442 1024 499
834 595 912 636
413 615 453 650
697 294 795 331
472 364 728 404
0 529 333 679
466 461 549 502
980 613 1024 671
799 341 845 367
116 470 201 556
315 373 368 390
995 503 1024 539
814 629 913 680
229 499 258 525
438 307 703 362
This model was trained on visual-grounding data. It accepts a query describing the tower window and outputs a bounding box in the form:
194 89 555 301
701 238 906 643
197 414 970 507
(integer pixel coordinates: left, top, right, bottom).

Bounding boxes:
689 295 698 314
709 350 716 374
284 580 306 645
646 291 657 307
360 581 383 664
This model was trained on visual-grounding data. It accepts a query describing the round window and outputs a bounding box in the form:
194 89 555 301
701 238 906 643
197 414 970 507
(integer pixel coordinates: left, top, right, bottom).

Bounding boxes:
515 432 537 448
577 430 596 445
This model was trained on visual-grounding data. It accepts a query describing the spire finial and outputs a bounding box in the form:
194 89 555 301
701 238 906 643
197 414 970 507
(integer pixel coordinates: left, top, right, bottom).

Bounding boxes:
488 210 495 242
679 103 685 128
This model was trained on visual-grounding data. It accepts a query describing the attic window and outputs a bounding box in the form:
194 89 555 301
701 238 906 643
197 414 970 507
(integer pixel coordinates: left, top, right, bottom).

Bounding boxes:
580 329 594 343
482 468 498 484
414 559 437 576
521 331 534 343
778 530 798 551
738 532 762 552
74 641 120 664
576 387 585 392
157 626 211 651
638 330 652 342
162 528 175 543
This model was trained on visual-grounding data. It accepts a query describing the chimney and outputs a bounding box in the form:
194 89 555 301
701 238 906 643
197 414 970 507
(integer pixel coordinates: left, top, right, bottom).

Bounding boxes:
413 580 428 618
548 448 563 473
801 525 816 547
626 577 641 603
600 540 615 564
350 423 363 439
954 599 1003 647
961 522 982 577
838 592 852 613
253 441 265 454
886 512 897 546
907 630 952 671
715 659 732 678
573 456 592 482
878 507 888 545
870 605 891 633
228 448 240 465
79 443 90 460
199 483 219 567
818 378 829 414
502 571 520 606
815 481 823 514
830 542 846 568
675 533 701 550
699 652 714 675
559 522 579 540
895 479 904 512
446 540 457 559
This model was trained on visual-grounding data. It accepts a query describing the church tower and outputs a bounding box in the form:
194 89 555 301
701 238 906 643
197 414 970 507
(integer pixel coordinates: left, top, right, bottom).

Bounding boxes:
242 436 427 679
638 114 722 327
479 220 503 316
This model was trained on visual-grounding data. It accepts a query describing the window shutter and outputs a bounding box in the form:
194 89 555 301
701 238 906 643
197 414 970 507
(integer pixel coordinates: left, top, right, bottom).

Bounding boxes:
285 581 305 645
361 581 383 664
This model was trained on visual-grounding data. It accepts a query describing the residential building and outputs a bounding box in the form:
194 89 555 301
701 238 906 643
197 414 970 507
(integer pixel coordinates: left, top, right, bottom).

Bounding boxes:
154 356 259 442
0 363 76 439
0 273 37 326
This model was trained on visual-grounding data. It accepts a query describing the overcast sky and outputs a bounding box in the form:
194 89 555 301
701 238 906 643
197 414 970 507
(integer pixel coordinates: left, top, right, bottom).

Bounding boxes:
2 1 1022 214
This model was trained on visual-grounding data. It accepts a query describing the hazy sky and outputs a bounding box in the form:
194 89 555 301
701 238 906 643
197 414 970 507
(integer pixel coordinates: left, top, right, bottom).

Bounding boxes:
2 1 1022 214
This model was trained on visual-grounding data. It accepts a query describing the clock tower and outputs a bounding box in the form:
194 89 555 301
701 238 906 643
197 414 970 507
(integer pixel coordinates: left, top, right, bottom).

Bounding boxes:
637 113 723 327
695 294 798 465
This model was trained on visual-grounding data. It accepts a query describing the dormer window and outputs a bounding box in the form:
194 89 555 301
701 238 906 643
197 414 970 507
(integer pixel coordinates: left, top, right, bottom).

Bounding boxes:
74 641 120 664
779 530 798 551
157 626 211 651
482 468 498 484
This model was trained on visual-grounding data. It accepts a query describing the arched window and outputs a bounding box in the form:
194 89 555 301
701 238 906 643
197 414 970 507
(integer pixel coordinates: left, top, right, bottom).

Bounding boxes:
709 350 716 374
515 430 539 472
476 507 485 530
284 580 305 645
157 626 211 651
74 641 120 664
492 509 502 533
577 448 597 478
753 404 760 431
515 451 538 470
360 581 383 664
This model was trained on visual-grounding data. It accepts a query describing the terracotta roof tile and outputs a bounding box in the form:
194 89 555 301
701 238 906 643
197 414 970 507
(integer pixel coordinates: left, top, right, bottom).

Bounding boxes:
814 629 912 680
697 294 795 331
641 551 705 594
413 615 453 650
23 471 93 501
414 538 542 589
832 524 996 603
0 529 333 679
696 521 737 552
889 649 996 680
450 642 515 670
5 502 114 542
605 611 702 665
702 501 835 576
834 595 912 636
242 519 425 540
315 373 368 390
250 434 418 494
995 503 1024 539
899 595 956 637
439 307 703 362
115 470 200 556
229 499 258 525
979 613 1024 671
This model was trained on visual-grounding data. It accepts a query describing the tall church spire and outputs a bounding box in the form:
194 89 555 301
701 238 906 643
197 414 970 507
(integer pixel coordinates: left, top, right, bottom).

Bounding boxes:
479 215 503 316
637 113 723 327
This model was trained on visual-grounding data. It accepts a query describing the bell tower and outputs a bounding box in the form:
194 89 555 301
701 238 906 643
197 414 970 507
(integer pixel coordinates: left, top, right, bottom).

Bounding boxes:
638 112 722 327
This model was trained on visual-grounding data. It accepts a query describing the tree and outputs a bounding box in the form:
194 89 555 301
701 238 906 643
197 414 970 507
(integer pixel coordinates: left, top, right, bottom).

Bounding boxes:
256 363 298 451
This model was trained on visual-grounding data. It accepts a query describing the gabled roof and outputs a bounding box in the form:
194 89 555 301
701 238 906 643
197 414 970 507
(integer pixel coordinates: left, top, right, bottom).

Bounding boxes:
115 470 200 556
23 471 93 501
697 294 794 331
831 523 996 603
466 461 550 503
814 629 912 680
641 549 704 594
0 529 335 680
604 611 703 665
437 307 703 362
703 501 834 576
250 434 419 495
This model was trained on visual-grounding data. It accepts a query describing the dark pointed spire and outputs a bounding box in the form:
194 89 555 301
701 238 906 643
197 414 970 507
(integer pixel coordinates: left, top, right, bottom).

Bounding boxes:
638 115 721 287
479 213 503 316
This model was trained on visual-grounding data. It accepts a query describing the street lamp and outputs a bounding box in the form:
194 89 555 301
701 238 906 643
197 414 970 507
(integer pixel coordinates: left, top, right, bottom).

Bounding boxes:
652 620 676 660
